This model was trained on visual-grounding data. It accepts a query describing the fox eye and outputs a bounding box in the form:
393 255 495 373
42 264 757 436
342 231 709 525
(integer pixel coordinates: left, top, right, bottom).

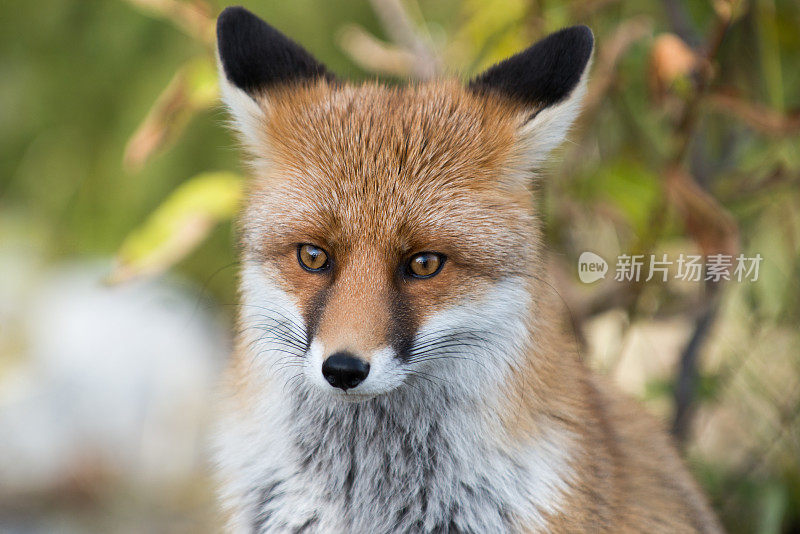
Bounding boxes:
298 244 330 272
407 252 445 279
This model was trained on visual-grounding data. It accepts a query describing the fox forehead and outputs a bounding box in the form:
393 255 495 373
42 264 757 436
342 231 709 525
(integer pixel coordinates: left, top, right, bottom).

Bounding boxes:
244 80 538 274
264 80 522 181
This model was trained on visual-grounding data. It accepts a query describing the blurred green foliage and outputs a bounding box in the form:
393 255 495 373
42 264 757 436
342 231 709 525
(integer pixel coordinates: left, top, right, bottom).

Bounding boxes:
2 0 800 532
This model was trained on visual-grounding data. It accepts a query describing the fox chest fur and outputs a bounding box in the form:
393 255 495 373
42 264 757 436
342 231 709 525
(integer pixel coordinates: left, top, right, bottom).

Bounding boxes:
213 6 723 533
218 370 574 533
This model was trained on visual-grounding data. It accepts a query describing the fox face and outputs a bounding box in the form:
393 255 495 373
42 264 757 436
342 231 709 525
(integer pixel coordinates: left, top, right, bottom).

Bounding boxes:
218 7 592 402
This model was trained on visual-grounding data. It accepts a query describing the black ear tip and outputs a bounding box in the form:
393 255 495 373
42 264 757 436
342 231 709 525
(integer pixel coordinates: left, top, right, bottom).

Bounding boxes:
568 24 594 57
217 5 254 40
218 5 249 21
216 6 262 62
469 24 594 108
219 5 249 18
216 5 332 95
217 6 275 54
567 25 594 44
546 24 595 64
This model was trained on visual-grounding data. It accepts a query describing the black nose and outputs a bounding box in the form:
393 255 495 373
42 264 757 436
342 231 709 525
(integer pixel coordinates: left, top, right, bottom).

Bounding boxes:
321 352 370 391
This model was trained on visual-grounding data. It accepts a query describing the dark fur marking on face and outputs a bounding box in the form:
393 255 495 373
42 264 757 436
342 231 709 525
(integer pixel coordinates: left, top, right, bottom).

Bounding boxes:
217 6 335 96
469 25 593 110
303 285 332 350
389 283 419 362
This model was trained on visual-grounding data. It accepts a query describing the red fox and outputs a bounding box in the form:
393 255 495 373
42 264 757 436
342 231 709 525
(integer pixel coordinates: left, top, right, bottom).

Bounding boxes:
213 6 724 533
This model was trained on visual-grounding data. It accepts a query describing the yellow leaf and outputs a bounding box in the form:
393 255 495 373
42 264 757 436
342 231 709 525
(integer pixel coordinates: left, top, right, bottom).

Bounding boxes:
123 56 219 172
110 172 243 283
648 34 701 99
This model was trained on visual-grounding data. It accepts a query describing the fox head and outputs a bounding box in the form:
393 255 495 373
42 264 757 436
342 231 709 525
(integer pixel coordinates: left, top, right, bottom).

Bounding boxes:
217 7 592 402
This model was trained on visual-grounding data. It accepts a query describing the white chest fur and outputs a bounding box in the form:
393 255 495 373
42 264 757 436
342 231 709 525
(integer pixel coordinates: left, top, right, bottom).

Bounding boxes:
214 382 574 534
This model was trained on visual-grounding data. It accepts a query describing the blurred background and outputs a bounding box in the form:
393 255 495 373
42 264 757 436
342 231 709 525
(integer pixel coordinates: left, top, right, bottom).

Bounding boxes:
1 0 799 532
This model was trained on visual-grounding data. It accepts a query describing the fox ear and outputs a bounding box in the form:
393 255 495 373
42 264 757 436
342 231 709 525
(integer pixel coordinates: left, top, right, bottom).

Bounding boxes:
469 26 593 166
216 6 335 150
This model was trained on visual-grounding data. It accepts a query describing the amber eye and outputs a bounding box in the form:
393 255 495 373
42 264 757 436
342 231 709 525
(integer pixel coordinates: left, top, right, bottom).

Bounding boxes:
298 244 330 272
407 252 445 279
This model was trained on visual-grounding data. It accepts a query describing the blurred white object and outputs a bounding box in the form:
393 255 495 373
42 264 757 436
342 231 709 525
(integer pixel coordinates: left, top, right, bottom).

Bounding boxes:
0 260 228 494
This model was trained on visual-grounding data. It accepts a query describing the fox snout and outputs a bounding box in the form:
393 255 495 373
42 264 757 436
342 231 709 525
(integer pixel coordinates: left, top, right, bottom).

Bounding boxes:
321 352 370 391
305 250 413 393
310 290 396 394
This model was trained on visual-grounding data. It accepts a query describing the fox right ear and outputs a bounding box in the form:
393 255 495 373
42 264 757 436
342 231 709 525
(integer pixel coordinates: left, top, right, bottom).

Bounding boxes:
469 26 594 167
216 6 334 150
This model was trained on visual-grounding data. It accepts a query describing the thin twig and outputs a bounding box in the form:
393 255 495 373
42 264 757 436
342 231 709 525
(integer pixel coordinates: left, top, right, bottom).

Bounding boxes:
661 0 701 47
367 0 439 79
671 289 720 443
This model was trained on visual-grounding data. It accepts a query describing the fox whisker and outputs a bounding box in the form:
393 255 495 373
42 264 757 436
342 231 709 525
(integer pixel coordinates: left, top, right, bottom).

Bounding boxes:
406 352 489 372
245 310 307 339
282 372 306 397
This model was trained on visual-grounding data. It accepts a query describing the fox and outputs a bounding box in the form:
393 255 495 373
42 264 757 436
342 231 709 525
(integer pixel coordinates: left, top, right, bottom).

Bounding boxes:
213 6 724 533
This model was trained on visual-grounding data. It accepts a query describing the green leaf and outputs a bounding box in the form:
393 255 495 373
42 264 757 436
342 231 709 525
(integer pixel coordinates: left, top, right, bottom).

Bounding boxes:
594 157 661 232
757 481 788 534
110 171 243 283
184 55 219 109
454 0 529 74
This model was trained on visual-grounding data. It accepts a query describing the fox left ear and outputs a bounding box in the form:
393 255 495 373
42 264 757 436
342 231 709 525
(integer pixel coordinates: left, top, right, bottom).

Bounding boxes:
216 6 335 152
469 26 593 166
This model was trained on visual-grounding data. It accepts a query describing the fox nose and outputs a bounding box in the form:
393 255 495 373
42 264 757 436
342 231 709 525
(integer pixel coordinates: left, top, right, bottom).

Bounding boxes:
321 352 370 391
